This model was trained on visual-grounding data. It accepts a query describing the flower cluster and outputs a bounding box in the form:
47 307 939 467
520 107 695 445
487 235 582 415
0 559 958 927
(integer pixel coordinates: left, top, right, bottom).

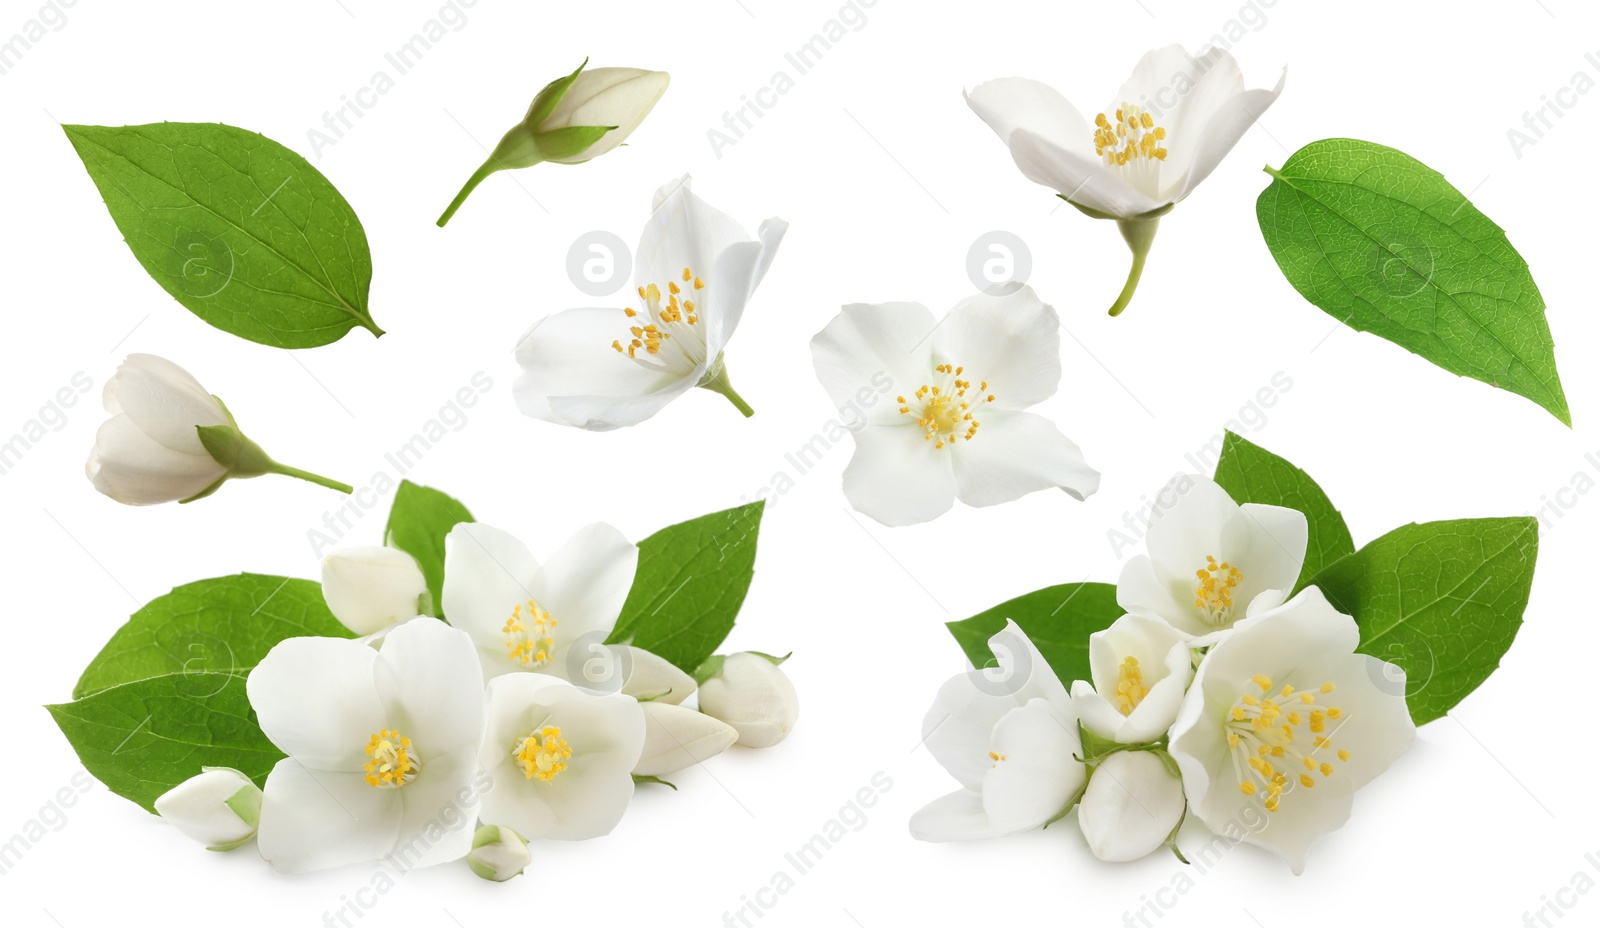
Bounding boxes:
912 475 1415 872
152 519 798 878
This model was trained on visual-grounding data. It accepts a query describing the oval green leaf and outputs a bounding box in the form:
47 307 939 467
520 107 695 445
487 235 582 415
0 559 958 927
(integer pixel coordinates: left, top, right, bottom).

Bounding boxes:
1258 138 1568 425
945 582 1122 685
64 122 382 347
1212 430 1355 593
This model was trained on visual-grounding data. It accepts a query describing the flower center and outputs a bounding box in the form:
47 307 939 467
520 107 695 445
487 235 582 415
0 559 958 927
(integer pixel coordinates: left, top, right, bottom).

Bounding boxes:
1225 675 1351 813
363 728 420 789
504 599 556 669
514 725 573 781
1194 555 1242 625
897 364 994 449
611 267 705 369
1093 104 1169 167
1114 656 1149 715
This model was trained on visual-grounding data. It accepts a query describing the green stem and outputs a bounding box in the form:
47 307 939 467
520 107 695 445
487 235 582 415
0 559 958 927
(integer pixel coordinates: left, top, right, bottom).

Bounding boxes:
701 363 755 418
268 462 353 494
436 161 499 228
1108 217 1161 317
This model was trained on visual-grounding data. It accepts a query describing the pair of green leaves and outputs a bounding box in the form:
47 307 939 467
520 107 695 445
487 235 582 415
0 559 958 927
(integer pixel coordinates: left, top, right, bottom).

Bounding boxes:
1259 139 1568 426
946 431 1536 725
49 482 766 813
64 122 380 348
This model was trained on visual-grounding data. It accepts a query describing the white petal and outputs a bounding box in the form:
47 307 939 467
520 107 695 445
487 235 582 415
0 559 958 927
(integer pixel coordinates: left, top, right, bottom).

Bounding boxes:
931 286 1063 410
1005 129 1168 216
389 751 481 867
632 701 737 776
810 301 938 427
697 652 799 748
701 217 787 360
908 789 1006 842
154 769 258 847
373 617 486 757
543 68 670 162
1116 555 1204 638
256 759 398 873
442 523 542 659
87 415 226 505
981 699 1084 833
841 424 957 526
103 354 228 454
618 645 697 704
538 523 638 671
513 306 695 430
247 637 386 771
1173 58 1285 201
1223 503 1308 608
951 410 1099 507
1077 750 1186 862
321 546 429 636
966 77 1096 160
635 177 754 314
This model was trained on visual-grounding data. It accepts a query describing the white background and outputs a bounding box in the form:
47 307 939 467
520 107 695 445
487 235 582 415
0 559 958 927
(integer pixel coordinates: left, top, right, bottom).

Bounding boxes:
2 0 1596 924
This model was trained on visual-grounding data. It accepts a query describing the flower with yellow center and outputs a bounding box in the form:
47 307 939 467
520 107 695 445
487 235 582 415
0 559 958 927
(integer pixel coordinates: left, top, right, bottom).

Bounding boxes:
442 521 638 683
482 673 647 840
1117 474 1307 643
1071 613 1193 744
514 175 786 430
1168 587 1415 874
911 620 1087 842
247 617 486 873
810 287 1099 526
967 46 1286 315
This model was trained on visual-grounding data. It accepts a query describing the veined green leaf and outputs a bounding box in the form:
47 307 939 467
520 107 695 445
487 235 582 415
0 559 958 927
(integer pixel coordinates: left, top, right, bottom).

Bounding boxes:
384 481 475 618
64 122 382 347
1212 431 1355 593
73 573 351 699
1309 517 1538 725
1258 138 1568 425
945 582 1122 685
48 673 283 813
607 502 764 673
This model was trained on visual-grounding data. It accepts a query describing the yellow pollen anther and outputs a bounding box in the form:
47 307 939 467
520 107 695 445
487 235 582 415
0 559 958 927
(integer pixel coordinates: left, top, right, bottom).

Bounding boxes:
899 361 993 449
1195 556 1244 625
363 728 420 789
514 725 572 782
988 751 1007 764
1115 656 1149 715
1224 672 1351 813
1092 102 1170 165
612 268 705 359
503 599 556 669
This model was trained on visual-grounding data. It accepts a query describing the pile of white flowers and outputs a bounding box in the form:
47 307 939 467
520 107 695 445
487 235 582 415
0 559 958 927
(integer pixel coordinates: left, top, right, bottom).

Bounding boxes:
153 522 798 879
911 475 1414 873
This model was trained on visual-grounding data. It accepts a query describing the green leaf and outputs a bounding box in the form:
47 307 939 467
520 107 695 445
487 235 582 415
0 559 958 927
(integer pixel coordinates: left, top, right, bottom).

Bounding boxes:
47 673 283 813
945 582 1122 685
74 574 352 699
63 122 382 348
384 481 475 618
1257 138 1568 425
607 501 764 673
1308 517 1538 725
1212 430 1356 592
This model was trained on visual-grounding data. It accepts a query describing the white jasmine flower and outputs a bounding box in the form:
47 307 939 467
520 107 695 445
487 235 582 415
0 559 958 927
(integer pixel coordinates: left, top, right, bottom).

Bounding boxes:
1071 613 1193 744
1167 587 1416 873
809 287 1098 526
514 176 786 429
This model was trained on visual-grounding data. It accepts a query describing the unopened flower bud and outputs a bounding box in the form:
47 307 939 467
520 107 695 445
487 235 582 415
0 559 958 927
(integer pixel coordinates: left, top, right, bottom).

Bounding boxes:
696 652 799 748
467 825 531 882
154 767 262 851
633 702 737 776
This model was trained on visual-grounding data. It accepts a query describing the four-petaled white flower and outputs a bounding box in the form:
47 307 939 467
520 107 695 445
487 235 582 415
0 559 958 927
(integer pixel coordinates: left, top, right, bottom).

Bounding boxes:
479 673 646 841
514 176 786 429
967 46 1285 315
910 620 1086 841
443 521 638 682
810 287 1099 526
1070 613 1193 744
1167 587 1416 874
1117 474 1306 644
247 617 486 873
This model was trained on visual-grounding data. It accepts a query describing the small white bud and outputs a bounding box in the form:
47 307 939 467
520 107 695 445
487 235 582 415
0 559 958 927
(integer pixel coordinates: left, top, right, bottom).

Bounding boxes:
467 825 531 882
320 546 429 636
697 652 799 748
633 702 738 776
618 645 697 704
154 767 262 851
1077 750 1186 862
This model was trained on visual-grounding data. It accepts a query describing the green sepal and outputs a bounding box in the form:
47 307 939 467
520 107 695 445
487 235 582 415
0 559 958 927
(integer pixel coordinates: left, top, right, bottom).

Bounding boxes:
194 423 273 477
1058 197 1174 222
178 475 229 505
206 834 255 852
632 774 678 791
533 125 618 163
222 783 262 829
692 655 725 686
524 58 589 128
